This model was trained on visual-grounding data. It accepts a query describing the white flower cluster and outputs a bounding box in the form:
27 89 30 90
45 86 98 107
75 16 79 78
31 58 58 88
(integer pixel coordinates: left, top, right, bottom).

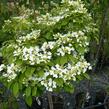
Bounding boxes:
62 0 87 13
53 31 88 56
17 30 41 43
57 45 75 56
13 41 56 65
13 30 88 63
0 63 20 81
35 59 91 91
37 0 89 26
54 31 85 44
37 12 64 26
41 78 57 92
37 8 71 26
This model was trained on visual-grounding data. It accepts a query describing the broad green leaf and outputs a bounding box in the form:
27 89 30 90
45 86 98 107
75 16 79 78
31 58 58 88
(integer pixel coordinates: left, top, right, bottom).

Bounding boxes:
31 67 36 74
25 67 35 77
25 96 32 106
37 70 44 77
54 58 60 64
8 55 14 63
45 32 53 40
13 82 19 96
19 73 25 82
19 83 23 90
7 81 12 89
22 66 26 73
54 78 64 86
67 55 77 63
77 46 85 54
47 61 54 66
16 59 23 66
77 75 83 80
32 87 37 96
83 73 90 80
64 84 74 93
25 87 31 97
59 56 68 65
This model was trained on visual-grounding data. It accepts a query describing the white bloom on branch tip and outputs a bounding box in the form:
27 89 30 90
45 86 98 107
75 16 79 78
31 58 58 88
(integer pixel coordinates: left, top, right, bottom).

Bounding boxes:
0 64 5 72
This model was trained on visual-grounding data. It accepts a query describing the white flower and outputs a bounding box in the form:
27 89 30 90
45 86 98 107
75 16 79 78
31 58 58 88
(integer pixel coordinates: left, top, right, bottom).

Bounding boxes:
45 71 50 77
73 77 76 81
48 78 52 86
41 81 44 85
56 45 75 56
89 66 92 70
53 74 58 78
13 47 22 56
0 64 5 72
52 81 57 88
2 63 20 81
51 66 56 70
48 87 53 92
55 64 60 69
67 63 72 70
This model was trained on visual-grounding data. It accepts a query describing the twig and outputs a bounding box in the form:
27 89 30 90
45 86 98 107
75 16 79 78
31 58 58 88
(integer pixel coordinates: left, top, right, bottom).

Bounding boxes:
81 101 109 109
104 96 109 109
47 92 53 109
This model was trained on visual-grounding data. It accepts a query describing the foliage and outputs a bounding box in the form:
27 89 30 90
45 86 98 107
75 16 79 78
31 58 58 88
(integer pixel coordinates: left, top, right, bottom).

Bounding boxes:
0 0 61 45
0 0 98 105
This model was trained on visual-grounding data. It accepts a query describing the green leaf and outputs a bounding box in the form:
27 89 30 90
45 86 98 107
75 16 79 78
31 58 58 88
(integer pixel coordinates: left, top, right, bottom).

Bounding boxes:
22 66 26 73
45 32 52 40
83 73 90 80
8 55 14 63
25 96 32 106
54 58 60 64
19 83 23 90
59 56 68 65
77 46 85 54
31 67 36 74
64 84 74 93
32 87 37 96
25 87 31 97
61 20 68 26
25 67 35 78
47 61 54 66
54 78 64 86
13 82 19 96
67 55 77 63
77 75 83 80
16 59 23 66
37 70 44 77
7 81 12 89
19 73 25 82
54 56 68 65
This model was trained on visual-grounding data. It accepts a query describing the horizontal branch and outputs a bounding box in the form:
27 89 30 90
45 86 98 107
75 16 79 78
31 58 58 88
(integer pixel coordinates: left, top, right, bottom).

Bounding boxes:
81 101 109 109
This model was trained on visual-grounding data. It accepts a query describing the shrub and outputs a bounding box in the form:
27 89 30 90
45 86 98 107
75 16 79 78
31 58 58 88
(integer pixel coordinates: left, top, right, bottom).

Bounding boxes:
0 0 97 106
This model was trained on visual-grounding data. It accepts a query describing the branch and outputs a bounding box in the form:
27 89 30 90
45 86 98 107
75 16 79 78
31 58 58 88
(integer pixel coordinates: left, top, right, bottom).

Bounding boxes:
47 92 53 109
81 101 109 109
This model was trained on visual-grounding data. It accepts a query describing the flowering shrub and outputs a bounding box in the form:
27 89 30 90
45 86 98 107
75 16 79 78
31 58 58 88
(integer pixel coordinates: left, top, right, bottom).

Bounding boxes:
0 0 97 105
